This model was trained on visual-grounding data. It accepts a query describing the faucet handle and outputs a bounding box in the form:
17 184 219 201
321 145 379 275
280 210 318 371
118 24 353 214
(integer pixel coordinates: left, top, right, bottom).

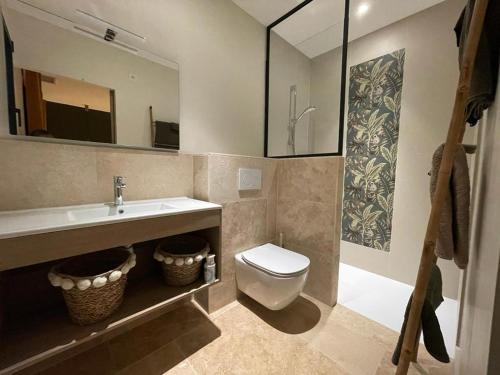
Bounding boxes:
113 176 126 186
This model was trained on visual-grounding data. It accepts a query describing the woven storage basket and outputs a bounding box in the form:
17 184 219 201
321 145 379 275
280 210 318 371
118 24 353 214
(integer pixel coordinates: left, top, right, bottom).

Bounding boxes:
154 235 209 286
48 246 135 326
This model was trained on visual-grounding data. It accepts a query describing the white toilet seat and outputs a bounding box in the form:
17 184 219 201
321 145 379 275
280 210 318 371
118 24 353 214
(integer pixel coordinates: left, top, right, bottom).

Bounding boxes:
241 243 309 278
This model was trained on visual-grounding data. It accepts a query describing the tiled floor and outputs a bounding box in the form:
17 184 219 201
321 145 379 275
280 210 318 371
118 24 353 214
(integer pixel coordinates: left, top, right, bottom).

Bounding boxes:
338 263 458 357
41 295 453 375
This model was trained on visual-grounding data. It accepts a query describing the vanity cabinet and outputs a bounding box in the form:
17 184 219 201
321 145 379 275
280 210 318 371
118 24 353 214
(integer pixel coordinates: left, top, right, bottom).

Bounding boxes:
0 205 221 374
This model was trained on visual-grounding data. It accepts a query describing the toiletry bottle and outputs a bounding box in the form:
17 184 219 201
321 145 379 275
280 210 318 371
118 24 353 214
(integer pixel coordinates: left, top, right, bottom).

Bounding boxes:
204 254 216 284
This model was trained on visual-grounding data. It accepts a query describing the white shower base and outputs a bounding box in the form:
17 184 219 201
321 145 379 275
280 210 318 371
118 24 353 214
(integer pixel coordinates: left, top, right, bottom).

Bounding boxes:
338 263 458 358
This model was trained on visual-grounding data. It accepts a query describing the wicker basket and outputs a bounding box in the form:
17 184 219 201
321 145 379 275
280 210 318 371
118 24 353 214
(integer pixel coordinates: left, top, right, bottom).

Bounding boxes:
48 246 135 326
154 235 209 286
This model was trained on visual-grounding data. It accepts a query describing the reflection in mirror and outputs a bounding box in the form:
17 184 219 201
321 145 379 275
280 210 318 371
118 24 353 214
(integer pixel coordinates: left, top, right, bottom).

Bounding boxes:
16 70 116 143
3 1 179 149
267 0 346 157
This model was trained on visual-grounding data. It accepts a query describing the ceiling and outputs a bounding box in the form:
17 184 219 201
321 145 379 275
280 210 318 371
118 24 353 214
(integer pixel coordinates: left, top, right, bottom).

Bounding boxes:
4 0 447 62
232 0 446 58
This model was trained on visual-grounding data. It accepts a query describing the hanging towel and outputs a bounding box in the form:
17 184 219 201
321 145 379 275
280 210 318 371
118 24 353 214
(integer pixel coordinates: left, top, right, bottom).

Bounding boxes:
430 144 470 269
154 121 179 150
392 265 449 365
454 0 500 126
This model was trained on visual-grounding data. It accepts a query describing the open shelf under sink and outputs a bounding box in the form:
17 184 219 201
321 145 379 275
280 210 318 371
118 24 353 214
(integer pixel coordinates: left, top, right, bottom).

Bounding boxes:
0 205 222 374
0 274 219 374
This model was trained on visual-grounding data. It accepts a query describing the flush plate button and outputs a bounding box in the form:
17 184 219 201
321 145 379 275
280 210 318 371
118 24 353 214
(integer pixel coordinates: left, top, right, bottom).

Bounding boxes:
238 168 262 191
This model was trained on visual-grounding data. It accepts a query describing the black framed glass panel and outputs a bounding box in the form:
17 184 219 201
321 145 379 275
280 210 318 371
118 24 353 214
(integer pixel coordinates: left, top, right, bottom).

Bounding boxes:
265 0 349 158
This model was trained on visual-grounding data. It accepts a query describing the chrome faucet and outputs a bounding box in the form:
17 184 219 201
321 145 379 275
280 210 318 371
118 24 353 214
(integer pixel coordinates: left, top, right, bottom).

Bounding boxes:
113 176 126 206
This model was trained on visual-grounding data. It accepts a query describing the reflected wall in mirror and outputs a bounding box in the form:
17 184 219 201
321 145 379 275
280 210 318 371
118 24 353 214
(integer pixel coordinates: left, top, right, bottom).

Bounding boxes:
266 0 347 157
3 0 179 149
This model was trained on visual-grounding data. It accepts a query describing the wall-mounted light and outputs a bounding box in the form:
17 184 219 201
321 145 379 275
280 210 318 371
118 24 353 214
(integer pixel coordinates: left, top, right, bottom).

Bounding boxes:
104 28 116 42
356 2 371 18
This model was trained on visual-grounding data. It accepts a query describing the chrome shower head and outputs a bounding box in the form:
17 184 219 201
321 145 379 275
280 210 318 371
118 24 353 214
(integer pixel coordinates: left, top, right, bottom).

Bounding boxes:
295 106 317 123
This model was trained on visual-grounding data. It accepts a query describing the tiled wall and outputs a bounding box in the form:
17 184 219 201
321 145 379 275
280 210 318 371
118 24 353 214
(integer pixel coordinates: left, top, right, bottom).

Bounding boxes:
276 157 344 306
0 139 193 210
0 138 343 311
193 154 278 312
194 154 344 311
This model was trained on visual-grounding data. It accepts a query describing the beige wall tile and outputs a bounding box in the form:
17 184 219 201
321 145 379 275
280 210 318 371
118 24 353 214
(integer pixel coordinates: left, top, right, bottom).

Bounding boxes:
202 154 279 313
286 240 338 306
95 148 193 202
205 279 239 313
221 199 267 255
300 251 338 307
0 140 343 315
0 140 99 210
207 154 277 204
206 198 270 311
193 155 209 201
277 198 336 256
0 139 194 211
333 158 345 240
204 155 344 312
276 156 344 307
266 171 278 243
277 156 343 205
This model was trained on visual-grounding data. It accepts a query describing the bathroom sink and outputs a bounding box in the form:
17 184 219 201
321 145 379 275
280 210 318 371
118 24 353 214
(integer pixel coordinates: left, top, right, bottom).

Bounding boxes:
0 197 221 239
67 202 177 221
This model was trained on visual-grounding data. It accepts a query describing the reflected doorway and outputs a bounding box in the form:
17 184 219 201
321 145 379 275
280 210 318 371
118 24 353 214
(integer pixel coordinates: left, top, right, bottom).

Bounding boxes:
15 68 116 143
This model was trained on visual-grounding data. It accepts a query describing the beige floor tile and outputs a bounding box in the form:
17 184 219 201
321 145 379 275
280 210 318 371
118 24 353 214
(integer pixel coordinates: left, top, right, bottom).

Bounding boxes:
116 341 186 375
233 294 450 375
184 301 346 375
36 344 115 375
108 304 210 371
237 294 323 335
164 360 198 375
376 350 453 375
36 294 451 375
308 317 388 375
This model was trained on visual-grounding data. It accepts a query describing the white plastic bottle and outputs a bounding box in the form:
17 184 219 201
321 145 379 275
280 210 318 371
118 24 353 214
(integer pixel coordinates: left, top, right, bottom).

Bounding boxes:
204 254 216 284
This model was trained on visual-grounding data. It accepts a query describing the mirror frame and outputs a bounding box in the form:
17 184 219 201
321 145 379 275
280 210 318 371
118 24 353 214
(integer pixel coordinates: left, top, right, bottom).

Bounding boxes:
264 0 350 158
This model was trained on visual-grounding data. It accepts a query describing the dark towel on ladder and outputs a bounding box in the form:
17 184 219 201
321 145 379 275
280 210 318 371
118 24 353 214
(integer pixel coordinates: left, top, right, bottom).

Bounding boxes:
392 264 449 365
455 0 500 125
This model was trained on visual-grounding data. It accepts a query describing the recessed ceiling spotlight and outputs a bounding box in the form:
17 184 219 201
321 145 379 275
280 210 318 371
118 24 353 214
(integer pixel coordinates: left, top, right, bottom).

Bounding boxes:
356 2 371 17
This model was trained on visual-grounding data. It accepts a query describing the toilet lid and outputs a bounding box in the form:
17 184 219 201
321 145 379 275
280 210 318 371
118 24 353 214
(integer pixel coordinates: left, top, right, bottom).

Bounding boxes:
241 243 310 277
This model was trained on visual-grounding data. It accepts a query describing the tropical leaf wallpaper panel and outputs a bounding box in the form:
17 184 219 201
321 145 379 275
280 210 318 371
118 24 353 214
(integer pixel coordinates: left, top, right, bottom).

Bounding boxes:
341 49 405 252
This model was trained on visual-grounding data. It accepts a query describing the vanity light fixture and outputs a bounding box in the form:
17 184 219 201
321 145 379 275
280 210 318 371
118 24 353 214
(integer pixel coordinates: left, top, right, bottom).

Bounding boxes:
73 25 139 54
75 9 146 44
356 2 370 18
104 28 116 42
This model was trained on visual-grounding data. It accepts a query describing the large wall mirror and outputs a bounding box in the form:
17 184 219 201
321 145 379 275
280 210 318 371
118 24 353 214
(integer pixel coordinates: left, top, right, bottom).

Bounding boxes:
2 0 179 150
265 0 348 157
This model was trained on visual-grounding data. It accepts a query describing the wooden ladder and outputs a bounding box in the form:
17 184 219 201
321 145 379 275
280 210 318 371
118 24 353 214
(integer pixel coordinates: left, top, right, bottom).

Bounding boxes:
396 0 490 373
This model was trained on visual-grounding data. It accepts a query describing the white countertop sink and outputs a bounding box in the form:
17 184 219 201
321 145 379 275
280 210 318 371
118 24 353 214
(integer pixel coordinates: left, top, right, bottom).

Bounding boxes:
0 197 221 239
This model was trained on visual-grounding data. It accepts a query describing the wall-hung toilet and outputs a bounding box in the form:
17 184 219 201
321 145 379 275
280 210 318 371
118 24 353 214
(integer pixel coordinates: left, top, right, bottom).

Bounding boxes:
235 243 310 310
